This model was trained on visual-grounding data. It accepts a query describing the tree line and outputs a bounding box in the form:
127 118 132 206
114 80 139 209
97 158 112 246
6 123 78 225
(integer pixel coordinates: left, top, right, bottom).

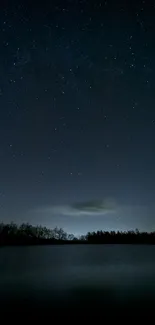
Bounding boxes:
0 222 76 245
0 222 155 245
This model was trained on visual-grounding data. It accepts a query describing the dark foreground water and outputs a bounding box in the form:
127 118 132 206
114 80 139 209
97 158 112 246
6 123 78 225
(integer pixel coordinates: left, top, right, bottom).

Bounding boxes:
1 245 155 316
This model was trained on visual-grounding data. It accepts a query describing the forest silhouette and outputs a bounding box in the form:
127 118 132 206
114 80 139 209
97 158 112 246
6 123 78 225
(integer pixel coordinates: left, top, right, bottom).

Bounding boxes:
0 222 155 245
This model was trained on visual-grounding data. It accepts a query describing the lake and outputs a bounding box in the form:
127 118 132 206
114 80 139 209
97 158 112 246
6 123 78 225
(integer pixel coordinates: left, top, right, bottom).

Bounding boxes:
0 245 155 314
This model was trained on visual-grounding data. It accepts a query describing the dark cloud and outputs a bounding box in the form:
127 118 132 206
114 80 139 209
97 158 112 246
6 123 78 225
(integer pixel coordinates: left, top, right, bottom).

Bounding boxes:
71 199 116 214
32 198 117 217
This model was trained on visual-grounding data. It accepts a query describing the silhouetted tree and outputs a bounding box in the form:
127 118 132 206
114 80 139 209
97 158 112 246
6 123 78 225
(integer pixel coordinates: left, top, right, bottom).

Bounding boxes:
53 227 67 240
67 234 75 241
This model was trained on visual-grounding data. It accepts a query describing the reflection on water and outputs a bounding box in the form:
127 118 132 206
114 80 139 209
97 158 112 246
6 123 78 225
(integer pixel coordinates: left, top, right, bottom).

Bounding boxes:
0 245 155 312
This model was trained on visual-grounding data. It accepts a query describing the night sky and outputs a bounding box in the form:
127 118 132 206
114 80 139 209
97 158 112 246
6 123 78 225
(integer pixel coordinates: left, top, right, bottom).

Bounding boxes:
0 0 155 235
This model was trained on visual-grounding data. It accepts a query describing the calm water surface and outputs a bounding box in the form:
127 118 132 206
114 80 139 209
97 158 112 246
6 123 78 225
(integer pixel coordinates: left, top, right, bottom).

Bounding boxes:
0 245 155 312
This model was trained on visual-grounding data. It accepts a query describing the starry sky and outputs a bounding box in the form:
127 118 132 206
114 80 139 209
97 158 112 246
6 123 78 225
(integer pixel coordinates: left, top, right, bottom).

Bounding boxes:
0 0 155 235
